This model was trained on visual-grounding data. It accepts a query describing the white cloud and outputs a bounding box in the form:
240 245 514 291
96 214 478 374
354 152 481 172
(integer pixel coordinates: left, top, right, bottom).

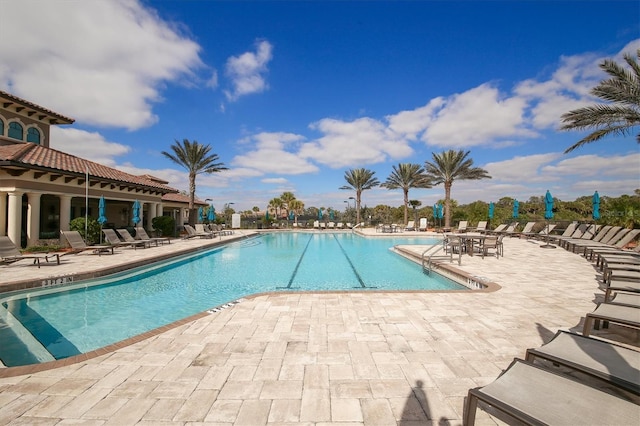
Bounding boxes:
302 117 413 168
232 132 318 174
262 178 289 184
49 127 130 166
224 40 273 101
0 0 203 130
386 98 444 140
422 84 532 148
484 153 563 183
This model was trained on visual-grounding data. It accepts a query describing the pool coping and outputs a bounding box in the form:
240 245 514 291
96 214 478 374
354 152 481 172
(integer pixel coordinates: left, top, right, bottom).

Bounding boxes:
0 231 499 377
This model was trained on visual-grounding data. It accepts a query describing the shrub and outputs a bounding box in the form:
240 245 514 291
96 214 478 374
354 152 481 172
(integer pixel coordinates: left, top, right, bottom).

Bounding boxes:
69 217 102 244
152 215 175 237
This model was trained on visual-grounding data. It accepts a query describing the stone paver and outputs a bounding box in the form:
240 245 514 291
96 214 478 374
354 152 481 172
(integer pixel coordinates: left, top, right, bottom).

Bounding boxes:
1 229 638 425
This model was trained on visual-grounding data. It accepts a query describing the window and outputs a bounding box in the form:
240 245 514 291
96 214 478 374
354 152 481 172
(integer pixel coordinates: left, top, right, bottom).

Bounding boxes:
0 118 4 136
8 122 23 140
27 127 41 144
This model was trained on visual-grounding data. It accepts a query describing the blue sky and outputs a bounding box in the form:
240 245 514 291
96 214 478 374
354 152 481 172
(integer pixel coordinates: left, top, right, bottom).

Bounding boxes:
1 0 639 212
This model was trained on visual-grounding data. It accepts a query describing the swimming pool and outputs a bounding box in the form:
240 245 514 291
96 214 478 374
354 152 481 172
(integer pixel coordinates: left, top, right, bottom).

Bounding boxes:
0 232 464 367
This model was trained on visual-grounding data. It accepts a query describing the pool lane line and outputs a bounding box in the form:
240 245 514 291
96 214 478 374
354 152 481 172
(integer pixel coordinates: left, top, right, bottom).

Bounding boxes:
332 234 374 288
276 234 314 289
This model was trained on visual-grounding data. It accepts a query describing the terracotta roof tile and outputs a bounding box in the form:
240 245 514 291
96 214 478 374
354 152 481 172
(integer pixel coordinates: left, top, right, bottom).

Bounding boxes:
161 192 207 205
1 142 177 193
0 90 75 124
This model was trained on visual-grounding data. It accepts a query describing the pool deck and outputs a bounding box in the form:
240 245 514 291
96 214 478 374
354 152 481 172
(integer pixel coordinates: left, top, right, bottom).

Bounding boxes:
0 228 638 425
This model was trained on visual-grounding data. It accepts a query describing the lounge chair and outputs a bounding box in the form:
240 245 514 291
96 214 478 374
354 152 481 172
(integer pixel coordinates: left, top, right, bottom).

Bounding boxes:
464 359 640 425
605 279 640 303
547 222 584 245
474 221 487 233
494 222 518 236
512 221 536 238
456 220 468 233
405 220 415 231
60 230 114 255
525 330 640 395
117 228 156 248
103 228 148 249
567 226 626 254
0 236 60 268
581 229 640 259
582 302 640 336
487 223 507 234
135 227 170 245
336 222 344 229
196 223 218 237
418 217 428 231
524 223 556 239
558 224 599 249
183 224 214 239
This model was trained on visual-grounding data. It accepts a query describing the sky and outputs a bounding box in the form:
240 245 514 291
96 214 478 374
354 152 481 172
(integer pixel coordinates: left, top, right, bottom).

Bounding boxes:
1 0 639 213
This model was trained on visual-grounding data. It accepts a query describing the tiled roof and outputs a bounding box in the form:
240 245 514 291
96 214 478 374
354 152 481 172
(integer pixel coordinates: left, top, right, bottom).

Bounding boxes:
0 142 178 193
0 90 75 124
162 192 208 205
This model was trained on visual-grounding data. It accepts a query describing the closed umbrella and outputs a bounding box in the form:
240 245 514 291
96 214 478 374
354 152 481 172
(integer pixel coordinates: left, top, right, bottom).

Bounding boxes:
329 209 335 221
98 196 107 243
592 191 600 221
98 196 107 225
544 191 554 220
132 200 141 225
512 199 519 219
208 205 216 221
289 210 294 221
198 206 204 223
488 202 495 219
265 210 270 221
318 209 323 220
541 191 555 249
437 203 444 220
433 204 438 220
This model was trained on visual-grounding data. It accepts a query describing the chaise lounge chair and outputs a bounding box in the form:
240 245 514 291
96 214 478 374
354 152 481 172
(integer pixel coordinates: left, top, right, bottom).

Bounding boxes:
464 359 640 425
0 235 60 268
582 302 640 336
525 330 640 395
60 230 114 255
183 224 214 239
117 228 156 248
103 228 148 249
135 227 171 245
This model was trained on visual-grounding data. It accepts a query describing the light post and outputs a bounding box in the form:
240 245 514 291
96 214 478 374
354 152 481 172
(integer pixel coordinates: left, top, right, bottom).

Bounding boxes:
348 197 355 223
225 202 235 227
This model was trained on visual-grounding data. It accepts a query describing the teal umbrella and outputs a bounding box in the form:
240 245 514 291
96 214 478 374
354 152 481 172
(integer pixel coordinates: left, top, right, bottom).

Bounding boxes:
432 204 438 220
544 190 554 220
437 203 443 219
265 210 270 220
198 206 204 222
488 202 495 219
318 209 323 220
98 196 107 225
208 205 216 221
329 209 335 220
512 199 519 219
132 200 141 225
592 191 600 220
288 210 294 220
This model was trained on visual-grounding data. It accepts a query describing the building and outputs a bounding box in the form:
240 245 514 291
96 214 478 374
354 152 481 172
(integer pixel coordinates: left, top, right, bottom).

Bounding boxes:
0 90 200 247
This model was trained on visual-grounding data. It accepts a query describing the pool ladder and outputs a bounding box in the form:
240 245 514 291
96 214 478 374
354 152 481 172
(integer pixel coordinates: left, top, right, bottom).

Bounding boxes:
421 238 461 274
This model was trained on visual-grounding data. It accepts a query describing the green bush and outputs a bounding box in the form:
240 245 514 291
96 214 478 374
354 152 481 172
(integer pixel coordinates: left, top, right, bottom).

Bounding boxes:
152 215 175 237
69 217 102 244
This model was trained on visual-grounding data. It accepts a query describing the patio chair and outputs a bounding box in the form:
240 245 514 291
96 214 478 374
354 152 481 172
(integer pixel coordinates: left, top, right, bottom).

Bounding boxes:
135 227 170 245
456 220 468 233
474 221 487 233
512 221 536 238
183 224 214 239
103 228 148 249
117 228 156 248
0 236 60 268
463 359 640 425
582 302 640 336
525 330 640 396
523 223 555 239
405 220 415 231
547 222 582 245
581 229 640 258
60 230 114 255
418 218 428 231
487 223 507 234
196 223 219 237
480 235 503 259
604 279 640 303
565 226 621 253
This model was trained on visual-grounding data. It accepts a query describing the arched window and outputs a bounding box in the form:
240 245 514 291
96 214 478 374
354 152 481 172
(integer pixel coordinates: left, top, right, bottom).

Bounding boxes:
8 122 23 140
0 118 4 136
27 127 41 144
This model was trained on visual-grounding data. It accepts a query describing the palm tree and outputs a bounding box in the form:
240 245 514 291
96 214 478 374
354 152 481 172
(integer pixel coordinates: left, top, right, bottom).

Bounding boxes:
289 199 305 225
268 197 284 219
561 49 640 153
339 168 380 225
424 150 491 229
161 139 227 225
280 191 296 213
381 163 431 226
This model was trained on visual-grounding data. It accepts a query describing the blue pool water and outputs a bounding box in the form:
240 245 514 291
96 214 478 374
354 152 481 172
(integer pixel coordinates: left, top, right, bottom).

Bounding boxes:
0 232 463 366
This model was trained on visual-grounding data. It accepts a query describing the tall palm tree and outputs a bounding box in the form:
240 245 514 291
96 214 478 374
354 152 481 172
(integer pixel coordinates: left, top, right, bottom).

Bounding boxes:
289 199 305 225
339 168 380 225
161 139 227 225
381 163 431 226
561 49 640 153
424 150 491 229
268 197 284 219
280 191 296 213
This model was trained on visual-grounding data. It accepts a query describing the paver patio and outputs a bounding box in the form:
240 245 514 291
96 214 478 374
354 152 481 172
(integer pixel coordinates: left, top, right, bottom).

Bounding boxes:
0 229 637 425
